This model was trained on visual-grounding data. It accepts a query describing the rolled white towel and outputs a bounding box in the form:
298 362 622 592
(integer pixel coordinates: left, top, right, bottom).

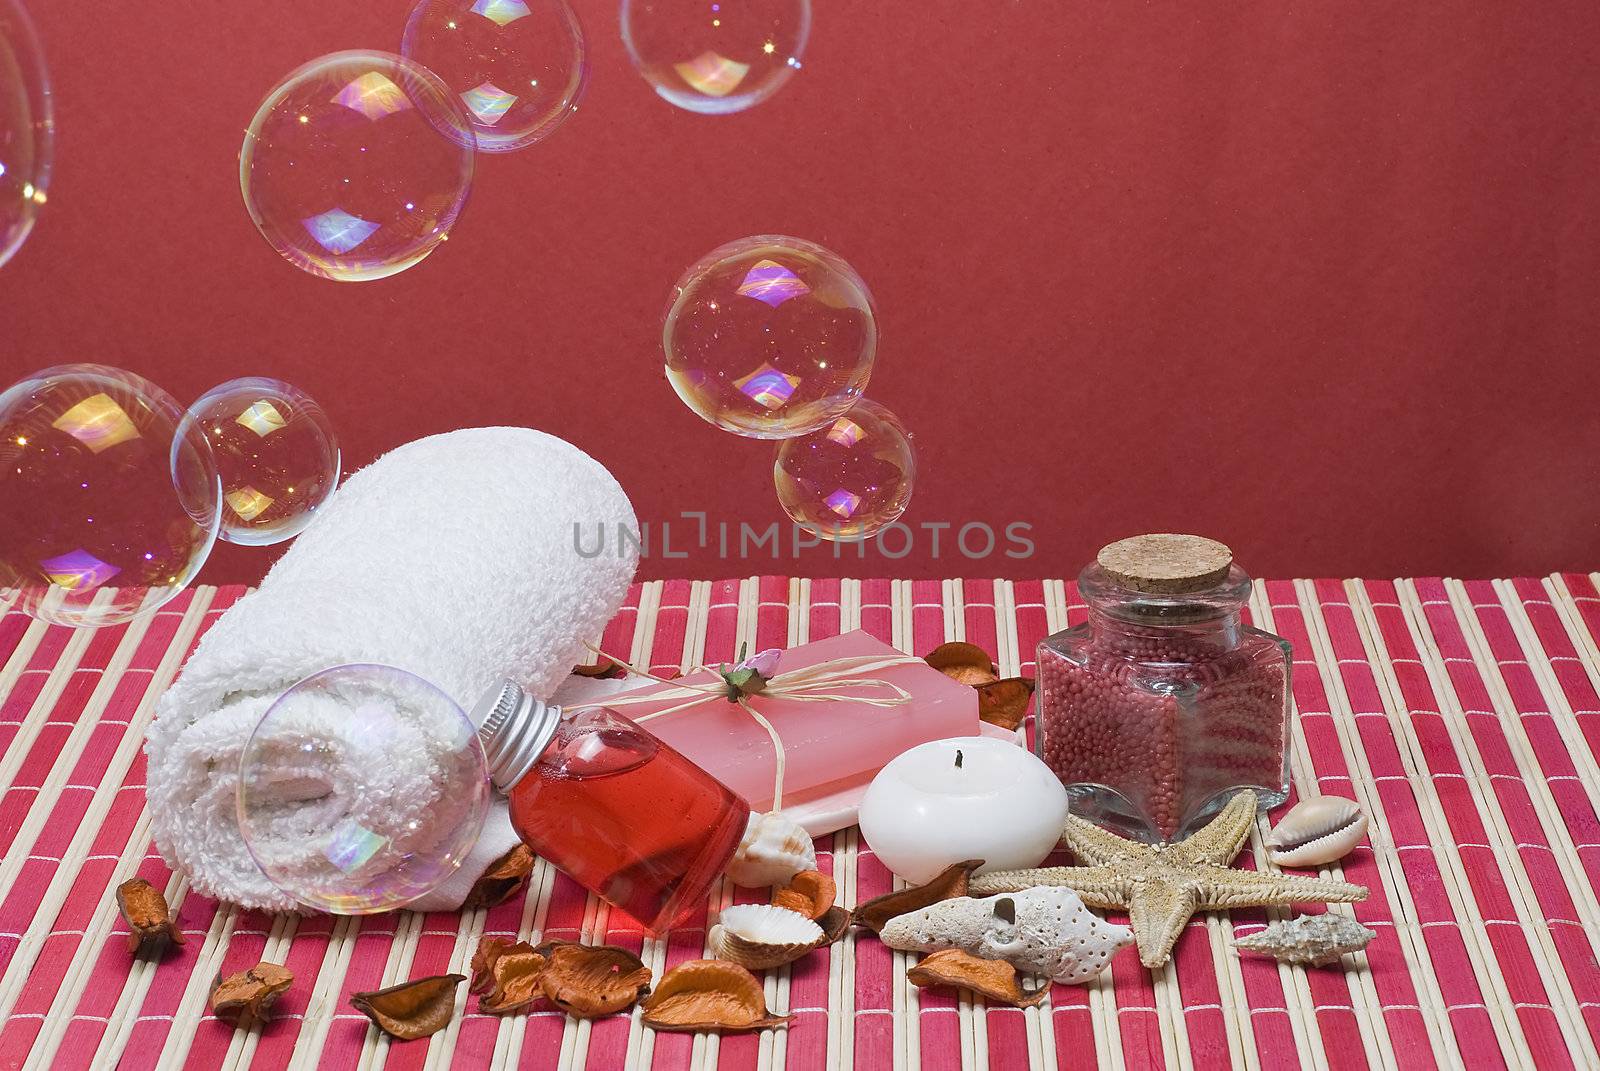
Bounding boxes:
145 427 639 912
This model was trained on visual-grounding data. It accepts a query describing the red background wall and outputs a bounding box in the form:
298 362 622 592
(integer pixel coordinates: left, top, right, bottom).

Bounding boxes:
4 0 1598 583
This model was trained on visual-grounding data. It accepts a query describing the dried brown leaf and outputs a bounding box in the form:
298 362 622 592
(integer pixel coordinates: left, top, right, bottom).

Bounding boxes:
639 960 791 1033
907 949 1048 1007
571 657 627 679
852 859 983 933
116 878 185 956
536 941 652 1019
772 870 836 921
976 677 1036 731
349 974 466 1041
478 946 548 1015
924 642 999 686
816 906 851 946
463 844 536 910
209 962 293 1022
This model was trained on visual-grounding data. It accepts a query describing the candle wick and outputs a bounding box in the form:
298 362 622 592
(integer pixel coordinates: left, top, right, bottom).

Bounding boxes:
955 750 964 769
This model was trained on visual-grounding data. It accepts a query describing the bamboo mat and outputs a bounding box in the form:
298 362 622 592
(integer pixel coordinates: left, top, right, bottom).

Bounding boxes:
1 574 1599 1070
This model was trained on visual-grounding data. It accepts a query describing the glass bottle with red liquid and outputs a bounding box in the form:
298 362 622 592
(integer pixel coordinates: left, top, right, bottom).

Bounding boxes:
474 680 749 933
1035 534 1291 843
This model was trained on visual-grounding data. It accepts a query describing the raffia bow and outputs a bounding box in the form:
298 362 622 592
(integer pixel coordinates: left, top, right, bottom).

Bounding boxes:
583 643 920 811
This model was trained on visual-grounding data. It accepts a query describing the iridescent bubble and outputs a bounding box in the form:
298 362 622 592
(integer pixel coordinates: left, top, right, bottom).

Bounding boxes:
182 378 340 546
773 398 914 540
621 0 809 115
240 51 475 282
0 365 220 627
238 664 491 914
402 0 587 153
0 0 52 269
664 235 876 439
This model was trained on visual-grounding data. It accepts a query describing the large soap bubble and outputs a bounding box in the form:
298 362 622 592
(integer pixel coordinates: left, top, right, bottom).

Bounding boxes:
237 664 492 914
402 0 588 152
0 365 220 627
240 51 476 282
664 235 876 439
183 378 340 546
773 398 914 540
0 0 52 269
622 0 809 115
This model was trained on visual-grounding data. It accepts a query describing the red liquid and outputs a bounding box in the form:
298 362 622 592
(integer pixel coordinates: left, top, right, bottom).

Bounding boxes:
507 708 749 934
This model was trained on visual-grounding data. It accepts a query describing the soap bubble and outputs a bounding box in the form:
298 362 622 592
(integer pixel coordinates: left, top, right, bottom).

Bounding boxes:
238 664 491 914
0 365 220 627
181 378 340 546
664 235 876 439
773 397 914 540
0 0 53 269
621 0 809 115
240 51 475 282
402 0 587 153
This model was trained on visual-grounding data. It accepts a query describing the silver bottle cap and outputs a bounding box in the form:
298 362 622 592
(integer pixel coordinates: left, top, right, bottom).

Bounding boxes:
473 679 562 792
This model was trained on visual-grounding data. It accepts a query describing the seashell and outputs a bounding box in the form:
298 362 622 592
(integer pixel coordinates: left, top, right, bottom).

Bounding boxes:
878 887 1133 985
1265 796 1368 867
725 811 817 888
1235 912 1376 967
709 904 825 970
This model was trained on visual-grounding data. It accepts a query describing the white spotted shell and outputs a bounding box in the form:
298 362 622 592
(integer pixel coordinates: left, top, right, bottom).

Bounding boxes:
709 903 825 970
878 887 1132 985
1265 796 1368 868
1235 912 1375 967
725 810 817 888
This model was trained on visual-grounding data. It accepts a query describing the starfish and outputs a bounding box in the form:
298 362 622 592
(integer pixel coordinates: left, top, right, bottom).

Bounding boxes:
968 791 1368 968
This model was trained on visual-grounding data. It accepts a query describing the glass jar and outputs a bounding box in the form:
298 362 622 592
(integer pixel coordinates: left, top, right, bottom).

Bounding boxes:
476 681 749 933
1035 535 1290 842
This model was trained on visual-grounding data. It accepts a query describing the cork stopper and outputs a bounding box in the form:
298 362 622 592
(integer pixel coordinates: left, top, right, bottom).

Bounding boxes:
1095 534 1234 595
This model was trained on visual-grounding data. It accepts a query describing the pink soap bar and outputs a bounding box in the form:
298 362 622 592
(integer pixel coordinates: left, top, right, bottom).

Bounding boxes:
598 630 979 834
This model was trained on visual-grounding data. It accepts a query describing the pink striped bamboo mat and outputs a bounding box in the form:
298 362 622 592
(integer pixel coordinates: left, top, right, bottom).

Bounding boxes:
0 575 1598 1070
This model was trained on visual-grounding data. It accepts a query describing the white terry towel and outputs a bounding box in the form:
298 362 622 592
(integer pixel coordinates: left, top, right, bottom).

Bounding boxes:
145 427 639 912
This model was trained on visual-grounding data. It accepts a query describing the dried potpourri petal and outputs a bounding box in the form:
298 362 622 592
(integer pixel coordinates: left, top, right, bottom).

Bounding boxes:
817 906 852 946
116 877 186 956
924 642 1036 729
772 870 836 920
852 859 983 934
571 657 627 679
477 944 549 1015
463 844 537 909
906 949 1048 1007
639 960 791 1033
209 962 294 1021
470 936 518 994
349 974 467 1041
924 642 1000 686
536 940 652 1019
975 678 1036 732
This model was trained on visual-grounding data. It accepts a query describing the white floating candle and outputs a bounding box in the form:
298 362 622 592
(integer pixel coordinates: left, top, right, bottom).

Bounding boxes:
858 736 1069 885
